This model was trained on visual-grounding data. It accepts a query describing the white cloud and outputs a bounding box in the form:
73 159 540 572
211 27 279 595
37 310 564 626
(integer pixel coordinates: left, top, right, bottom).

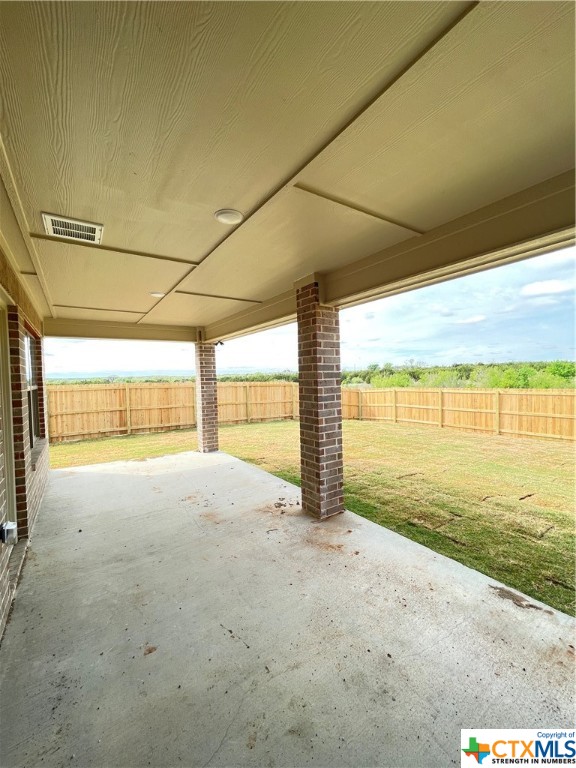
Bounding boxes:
527 296 560 307
453 315 486 325
527 248 576 269
428 303 454 317
520 279 574 297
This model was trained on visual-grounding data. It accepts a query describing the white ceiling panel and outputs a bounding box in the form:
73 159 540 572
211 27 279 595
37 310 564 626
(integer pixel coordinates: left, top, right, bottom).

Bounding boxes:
0 1 466 262
298 2 575 231
143 292 254 328
34 240 192 314
176 187 417 302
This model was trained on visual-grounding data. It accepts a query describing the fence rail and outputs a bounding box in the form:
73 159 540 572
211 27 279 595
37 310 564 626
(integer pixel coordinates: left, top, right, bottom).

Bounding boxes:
47 383 575 443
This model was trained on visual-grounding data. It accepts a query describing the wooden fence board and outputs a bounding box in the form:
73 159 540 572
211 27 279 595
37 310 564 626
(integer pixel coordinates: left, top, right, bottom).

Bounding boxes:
47 383 574 443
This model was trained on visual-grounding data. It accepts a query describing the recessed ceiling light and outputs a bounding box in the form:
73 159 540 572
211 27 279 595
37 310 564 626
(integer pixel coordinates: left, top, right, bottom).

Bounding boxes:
150 292 166 298
214 208 244 225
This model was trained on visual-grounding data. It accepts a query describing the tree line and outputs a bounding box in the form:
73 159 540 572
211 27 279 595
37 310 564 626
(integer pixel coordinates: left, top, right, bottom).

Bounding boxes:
340 360 574 389
46 360 574 389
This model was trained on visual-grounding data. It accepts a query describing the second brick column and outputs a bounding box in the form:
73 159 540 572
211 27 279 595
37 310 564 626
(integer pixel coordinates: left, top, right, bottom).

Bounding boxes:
296 280 344 519
195 342 219 453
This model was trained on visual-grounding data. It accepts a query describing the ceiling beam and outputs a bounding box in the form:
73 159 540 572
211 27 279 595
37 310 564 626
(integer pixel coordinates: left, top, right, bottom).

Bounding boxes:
325 170 575 306
44 318 198 342
293 184 425 234
29 233 200 266
204 291 296 342
175 290 262 304
52 304 147 315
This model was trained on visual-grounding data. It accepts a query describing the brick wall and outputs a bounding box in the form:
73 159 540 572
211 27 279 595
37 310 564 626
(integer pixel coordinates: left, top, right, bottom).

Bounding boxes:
0 384 9 636
195 343 218 452
296 281 344 519
8 309 48 538
0 203 49 639
0 307 48 639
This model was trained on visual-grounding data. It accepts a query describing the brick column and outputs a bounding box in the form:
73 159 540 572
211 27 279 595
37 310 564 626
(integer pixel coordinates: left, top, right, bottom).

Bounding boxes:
195 342 218 453
296 280 344 519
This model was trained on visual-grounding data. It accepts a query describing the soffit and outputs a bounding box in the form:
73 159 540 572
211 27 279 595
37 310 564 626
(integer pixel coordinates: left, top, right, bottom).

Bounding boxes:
0 177 35 274
21 274 51 317
143 293 259 327
0 1 465 259
297 1 575 231
33 240 192 314
175 187 417 303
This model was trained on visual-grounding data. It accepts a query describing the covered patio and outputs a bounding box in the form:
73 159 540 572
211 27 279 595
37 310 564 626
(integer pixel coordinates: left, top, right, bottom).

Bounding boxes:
0 3 574 765
0 452 573 767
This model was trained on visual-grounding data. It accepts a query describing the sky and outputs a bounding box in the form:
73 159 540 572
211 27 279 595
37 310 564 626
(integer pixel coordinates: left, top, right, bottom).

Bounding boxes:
44 247 575 376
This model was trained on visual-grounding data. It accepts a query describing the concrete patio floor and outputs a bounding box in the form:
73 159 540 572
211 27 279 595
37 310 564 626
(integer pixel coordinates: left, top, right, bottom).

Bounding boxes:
0 452 573 768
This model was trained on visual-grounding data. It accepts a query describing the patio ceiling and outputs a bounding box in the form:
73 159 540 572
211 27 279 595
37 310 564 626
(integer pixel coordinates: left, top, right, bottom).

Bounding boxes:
0 1 574 342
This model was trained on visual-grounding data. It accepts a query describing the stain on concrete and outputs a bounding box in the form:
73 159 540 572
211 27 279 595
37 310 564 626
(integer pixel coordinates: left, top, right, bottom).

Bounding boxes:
316 541 344 553
200 511 221 524
256 498 302 517
490 585 553 614
304 526 347 554
143 645 157 656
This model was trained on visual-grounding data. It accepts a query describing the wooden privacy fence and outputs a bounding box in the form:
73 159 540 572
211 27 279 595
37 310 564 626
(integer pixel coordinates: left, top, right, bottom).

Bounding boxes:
48 382 297 442
342 387 574 441
47 383 574 443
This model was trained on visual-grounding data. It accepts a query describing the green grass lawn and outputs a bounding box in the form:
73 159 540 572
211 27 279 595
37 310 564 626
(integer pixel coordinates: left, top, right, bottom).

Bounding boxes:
50 421 575 614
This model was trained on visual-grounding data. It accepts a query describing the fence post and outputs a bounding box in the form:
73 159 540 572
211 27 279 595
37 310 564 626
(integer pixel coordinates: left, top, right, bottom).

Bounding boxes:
245 384 251 424
358 389 363 421
392 388 397 423
494 390 500 434
293 382 298 420
125 384 131 435
439 389 443 427
192 383 196 427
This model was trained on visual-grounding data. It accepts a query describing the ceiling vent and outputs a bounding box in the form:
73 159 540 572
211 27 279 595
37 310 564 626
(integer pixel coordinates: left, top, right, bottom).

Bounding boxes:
42 213 103 244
